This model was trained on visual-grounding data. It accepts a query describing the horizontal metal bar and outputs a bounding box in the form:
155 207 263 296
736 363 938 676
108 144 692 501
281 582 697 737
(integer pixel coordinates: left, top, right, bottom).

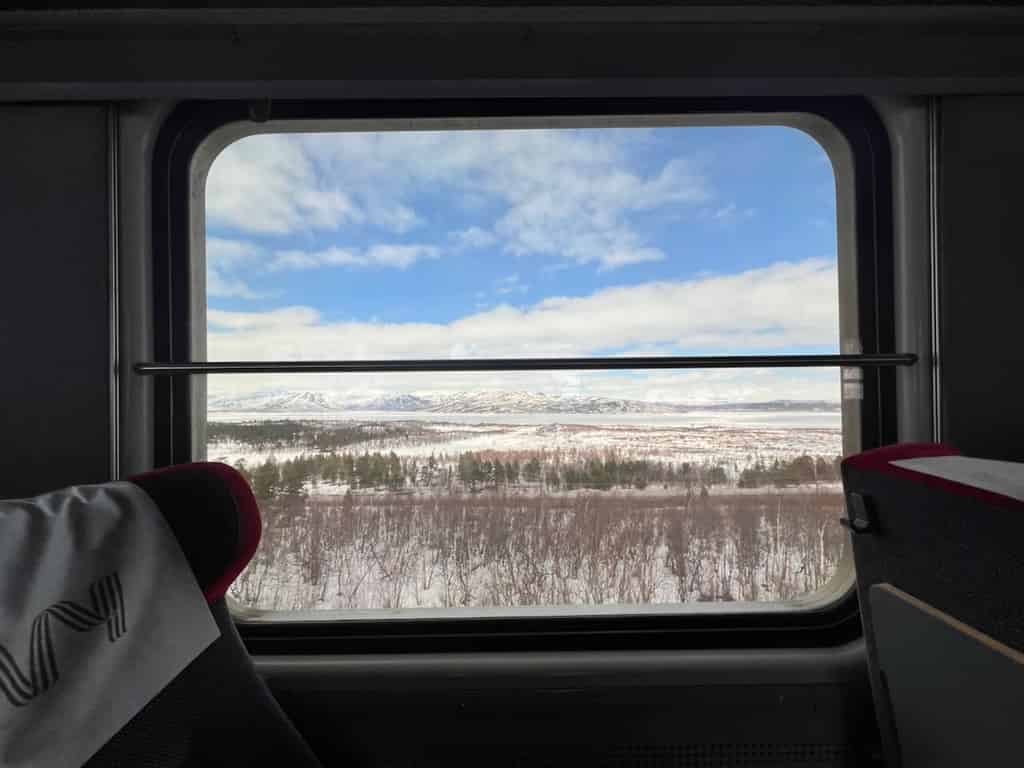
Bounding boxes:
134 353 917 375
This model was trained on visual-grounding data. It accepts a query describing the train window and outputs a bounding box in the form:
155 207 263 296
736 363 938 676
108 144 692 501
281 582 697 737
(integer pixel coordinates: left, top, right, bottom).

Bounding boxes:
187 113 872 622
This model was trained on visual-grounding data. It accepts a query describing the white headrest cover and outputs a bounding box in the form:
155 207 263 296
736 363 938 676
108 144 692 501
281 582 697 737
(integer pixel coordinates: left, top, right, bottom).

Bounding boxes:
0 481 219 768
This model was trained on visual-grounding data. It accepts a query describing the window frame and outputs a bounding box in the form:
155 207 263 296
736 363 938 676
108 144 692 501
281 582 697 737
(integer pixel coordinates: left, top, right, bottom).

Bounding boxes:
151 97 896 653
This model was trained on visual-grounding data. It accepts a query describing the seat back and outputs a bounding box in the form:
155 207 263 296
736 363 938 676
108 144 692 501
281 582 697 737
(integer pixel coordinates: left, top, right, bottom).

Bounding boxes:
72 462 321 767
841 444 1024 768
870 582 1024 767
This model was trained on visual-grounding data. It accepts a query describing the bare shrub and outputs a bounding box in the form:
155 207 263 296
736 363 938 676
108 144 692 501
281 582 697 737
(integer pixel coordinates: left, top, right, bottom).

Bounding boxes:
230 487 846 612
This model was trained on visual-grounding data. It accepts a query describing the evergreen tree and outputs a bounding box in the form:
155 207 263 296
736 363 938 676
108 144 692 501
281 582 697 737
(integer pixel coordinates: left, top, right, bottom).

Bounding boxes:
280 457 307 496
252 458 280 500
523 457 542 483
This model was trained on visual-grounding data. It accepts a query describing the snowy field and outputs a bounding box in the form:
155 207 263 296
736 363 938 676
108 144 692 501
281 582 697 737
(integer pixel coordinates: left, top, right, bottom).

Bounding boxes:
232 489 847 614
212 409 850 615
207 410 843 472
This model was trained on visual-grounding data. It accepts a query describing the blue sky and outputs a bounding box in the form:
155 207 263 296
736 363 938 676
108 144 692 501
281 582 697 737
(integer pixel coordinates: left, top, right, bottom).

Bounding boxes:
204 124 841 403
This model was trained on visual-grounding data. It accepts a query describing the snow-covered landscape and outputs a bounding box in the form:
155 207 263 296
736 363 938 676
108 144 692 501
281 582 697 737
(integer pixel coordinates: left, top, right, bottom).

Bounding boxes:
207 388 841 416
200 121 848 617
211 391 848 616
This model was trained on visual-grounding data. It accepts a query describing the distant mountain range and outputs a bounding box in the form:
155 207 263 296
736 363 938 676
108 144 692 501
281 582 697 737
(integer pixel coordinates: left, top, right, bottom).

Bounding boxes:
207 390 840 415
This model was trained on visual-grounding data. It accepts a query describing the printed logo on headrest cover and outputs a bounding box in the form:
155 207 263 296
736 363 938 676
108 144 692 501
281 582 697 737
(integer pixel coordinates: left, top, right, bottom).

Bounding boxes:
0 573 126 707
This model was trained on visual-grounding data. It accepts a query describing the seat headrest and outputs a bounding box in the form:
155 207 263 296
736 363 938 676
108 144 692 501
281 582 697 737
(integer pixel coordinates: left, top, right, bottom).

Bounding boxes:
127 462 262 603
841 442 961 475
842 442 1024 509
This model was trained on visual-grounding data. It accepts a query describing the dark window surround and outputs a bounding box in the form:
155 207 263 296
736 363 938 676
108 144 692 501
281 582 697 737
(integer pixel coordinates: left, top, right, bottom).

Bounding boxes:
151 97 896 654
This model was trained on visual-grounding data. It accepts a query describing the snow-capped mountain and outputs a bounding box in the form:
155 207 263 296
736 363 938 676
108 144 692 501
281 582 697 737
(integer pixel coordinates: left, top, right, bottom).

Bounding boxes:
207 389 839 414
207 390 344 413
424 392 662 414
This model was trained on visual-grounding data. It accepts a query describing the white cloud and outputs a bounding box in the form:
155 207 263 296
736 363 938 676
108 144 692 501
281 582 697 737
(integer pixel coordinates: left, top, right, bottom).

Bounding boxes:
268 247 362 271
208 258 837 365
268 244 441 272
494 274 528 295
362 196 421 233
207 270 264 299
207 129 712 270
206 134 361 235
596 247 665 270
204 257 841 403
450 226 497 250
207 237 263 267
209 305 320 331
455 134 707 269
207 238 266 298
205 367 841 407
703 203 756 224
366 244 441 269
713 203 738 220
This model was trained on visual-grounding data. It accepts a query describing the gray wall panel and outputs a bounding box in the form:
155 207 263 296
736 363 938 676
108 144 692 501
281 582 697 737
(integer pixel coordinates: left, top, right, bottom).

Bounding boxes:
0 105 111 497
3 11 1024 101
939 96 1024 460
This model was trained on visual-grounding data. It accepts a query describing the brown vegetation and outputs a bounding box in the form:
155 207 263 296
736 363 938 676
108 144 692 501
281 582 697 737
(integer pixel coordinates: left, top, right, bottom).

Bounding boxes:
231 488 845 612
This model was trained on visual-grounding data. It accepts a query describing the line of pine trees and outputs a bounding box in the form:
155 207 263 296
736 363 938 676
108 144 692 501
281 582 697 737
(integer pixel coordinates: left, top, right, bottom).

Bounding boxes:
737 455 842 488
232 450 835 501
208 420 408 452
238 451 408 499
